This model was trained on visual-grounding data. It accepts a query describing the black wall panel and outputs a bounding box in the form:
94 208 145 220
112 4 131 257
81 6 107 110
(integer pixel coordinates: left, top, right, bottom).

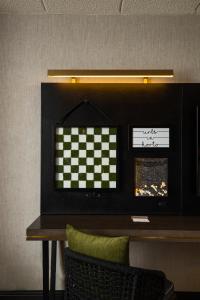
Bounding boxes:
182 84 200 215
41 83 195 215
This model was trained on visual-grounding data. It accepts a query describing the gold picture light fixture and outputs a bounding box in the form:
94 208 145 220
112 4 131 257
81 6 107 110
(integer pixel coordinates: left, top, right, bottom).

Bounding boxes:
47 69 174 83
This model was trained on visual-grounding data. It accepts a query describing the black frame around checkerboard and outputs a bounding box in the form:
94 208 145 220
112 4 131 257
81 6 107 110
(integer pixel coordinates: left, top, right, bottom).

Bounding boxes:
54 126 119 190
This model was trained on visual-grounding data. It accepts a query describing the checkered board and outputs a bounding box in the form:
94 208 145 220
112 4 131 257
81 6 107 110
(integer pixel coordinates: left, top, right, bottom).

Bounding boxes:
55 127 117 189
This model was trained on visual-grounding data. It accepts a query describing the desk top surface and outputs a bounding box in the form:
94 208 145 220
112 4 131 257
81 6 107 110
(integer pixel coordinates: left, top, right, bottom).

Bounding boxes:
26 215 200 242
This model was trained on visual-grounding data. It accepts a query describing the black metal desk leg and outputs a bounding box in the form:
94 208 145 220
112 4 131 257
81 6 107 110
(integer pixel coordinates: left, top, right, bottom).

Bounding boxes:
43 241 49 300
50 241 57 300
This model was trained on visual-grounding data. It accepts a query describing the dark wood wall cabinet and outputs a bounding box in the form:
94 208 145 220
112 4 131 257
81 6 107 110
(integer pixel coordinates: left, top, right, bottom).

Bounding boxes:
41 83 200 215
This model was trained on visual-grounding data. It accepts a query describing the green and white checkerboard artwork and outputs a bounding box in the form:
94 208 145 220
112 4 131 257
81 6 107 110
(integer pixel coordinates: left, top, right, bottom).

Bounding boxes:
55 127 117 189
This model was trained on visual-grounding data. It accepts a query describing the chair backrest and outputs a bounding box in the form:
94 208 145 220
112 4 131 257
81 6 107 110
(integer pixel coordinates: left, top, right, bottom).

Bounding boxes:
64 248 166 300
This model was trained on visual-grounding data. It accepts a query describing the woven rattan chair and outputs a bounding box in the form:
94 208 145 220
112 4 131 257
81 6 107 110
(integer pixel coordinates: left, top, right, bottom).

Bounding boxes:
64 248 175 300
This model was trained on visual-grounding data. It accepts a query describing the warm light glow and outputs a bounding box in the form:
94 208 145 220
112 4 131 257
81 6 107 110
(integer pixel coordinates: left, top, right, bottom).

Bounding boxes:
135 181 167 197
47 69 174 80
49 74 173 78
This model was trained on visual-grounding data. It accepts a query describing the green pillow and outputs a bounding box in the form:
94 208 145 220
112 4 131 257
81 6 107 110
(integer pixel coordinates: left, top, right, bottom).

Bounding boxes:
66 224 129 264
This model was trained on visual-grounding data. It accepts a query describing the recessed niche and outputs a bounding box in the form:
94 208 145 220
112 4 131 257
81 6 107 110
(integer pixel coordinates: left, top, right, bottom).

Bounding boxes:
134 158 168 197
132 128 170 148
55 127 117 189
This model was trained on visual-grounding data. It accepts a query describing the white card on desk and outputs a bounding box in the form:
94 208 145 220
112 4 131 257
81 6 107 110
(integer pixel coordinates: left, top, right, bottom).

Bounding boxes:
131 216 150 223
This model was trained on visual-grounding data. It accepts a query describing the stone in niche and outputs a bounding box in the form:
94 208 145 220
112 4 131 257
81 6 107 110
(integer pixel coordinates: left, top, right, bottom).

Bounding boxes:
55 127 117 189
135 158 168 197
132 128 170 148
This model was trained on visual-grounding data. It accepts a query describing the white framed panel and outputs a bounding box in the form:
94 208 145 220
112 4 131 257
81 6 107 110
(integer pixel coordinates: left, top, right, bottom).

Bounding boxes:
132 128 170 148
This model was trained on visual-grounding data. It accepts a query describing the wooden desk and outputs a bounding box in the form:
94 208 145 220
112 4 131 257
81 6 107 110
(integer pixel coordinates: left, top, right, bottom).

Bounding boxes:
27 215 200 242
26 215 200 300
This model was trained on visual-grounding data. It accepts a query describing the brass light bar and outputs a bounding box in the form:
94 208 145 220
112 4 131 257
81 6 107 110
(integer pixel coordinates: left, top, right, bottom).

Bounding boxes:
48 69 174 78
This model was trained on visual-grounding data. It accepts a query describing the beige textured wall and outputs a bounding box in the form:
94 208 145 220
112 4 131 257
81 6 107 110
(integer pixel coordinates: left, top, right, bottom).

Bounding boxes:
0 14 200 291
